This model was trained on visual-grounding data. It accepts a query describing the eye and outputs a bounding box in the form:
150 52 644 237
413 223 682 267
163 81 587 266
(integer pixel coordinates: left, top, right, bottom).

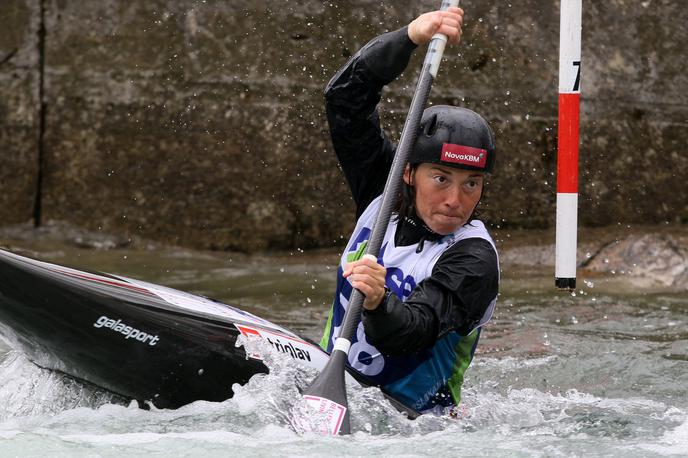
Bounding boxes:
463 179 482 193
433 175 448 184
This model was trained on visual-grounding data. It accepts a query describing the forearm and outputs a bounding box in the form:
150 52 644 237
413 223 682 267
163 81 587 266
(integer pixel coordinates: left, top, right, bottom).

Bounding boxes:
362 239 499 355
362 293 438 355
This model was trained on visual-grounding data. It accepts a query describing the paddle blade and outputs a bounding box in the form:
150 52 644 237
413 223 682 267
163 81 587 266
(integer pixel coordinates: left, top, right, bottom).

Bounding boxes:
300 349 350 435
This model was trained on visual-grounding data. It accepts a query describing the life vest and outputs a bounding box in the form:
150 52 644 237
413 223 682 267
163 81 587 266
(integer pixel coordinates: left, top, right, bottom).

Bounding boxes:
320 196 498 411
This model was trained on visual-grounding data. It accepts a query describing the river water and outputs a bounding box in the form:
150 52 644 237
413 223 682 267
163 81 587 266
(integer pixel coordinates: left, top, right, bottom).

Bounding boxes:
0 240 686 457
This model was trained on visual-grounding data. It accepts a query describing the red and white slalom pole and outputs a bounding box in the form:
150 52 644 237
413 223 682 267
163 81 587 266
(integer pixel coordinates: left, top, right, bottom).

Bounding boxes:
555 0 581 290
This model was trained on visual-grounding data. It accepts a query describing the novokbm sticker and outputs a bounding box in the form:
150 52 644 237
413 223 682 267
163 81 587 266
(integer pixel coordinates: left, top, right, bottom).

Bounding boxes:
441 143 487 168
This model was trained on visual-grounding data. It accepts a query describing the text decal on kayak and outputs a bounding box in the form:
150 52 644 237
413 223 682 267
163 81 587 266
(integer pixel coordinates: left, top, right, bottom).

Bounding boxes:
93 315 160 346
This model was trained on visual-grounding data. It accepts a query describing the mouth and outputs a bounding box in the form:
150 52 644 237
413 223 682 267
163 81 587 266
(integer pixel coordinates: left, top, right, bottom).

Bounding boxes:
433 213 466 230
437 213 463 221
430 214 466 235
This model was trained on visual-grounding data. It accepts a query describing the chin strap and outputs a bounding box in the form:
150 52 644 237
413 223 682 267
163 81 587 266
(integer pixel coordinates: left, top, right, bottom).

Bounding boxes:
416 234 428 254
396 213 443 253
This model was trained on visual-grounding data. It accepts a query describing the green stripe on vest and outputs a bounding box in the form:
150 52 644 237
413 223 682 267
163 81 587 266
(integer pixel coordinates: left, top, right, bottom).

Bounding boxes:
346 240 367 263
446 330 480 405
319 306 334 350
320 242 367 350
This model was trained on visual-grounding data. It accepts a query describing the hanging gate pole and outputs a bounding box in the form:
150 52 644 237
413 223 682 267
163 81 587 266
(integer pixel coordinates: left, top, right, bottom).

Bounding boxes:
555 0 582 290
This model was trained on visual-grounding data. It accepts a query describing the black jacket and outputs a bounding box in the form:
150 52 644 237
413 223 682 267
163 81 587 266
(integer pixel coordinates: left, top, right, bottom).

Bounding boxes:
325 27 499 356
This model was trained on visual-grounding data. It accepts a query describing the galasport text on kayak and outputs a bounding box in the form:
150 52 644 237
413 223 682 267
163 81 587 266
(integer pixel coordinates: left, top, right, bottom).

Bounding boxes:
93 315 160 346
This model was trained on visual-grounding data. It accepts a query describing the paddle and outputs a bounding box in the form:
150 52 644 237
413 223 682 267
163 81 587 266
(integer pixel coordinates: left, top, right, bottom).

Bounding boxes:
300 0 461 435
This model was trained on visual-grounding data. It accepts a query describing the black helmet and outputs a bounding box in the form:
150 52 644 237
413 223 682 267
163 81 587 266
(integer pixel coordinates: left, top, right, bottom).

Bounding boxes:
411 106 496 173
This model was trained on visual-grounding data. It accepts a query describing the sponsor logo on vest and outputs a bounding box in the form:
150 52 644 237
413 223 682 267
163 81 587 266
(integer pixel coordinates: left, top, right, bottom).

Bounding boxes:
440 143 487 168
93 315 160 346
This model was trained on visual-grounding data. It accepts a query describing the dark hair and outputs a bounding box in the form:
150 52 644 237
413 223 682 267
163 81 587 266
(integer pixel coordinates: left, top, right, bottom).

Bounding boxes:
394 165 418 223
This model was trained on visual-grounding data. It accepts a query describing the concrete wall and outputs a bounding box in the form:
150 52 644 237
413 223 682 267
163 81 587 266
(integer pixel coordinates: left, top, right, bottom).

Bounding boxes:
1 0 686 251
0 1 39 226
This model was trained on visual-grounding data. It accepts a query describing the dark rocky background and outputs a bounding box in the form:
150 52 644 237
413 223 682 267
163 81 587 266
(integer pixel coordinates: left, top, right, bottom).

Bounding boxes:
1 0 686 252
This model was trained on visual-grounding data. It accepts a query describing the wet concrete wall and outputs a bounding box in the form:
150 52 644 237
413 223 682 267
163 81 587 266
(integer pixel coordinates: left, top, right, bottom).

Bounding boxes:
0 1 39 226
1 0 686 251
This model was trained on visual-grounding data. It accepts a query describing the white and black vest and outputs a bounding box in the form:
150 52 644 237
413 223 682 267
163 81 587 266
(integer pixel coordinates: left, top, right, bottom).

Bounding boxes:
320 196 498 411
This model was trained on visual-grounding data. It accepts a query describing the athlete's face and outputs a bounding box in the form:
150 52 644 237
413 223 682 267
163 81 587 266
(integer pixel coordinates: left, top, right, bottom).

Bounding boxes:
404 163 485 235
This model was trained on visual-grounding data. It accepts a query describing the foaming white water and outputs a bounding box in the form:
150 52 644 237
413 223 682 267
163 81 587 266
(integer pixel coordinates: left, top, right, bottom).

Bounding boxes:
234 335 428 435
660 416 688 449
0 340 685 457
634 413 688 456
475 355 559 371
0 351 120 421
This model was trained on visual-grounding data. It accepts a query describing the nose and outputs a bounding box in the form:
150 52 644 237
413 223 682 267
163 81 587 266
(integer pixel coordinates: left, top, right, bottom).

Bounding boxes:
443 185 463 210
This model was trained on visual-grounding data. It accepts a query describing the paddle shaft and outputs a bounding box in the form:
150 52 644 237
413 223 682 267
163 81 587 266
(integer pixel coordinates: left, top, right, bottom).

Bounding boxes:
338 0 458 350
301 0 459 436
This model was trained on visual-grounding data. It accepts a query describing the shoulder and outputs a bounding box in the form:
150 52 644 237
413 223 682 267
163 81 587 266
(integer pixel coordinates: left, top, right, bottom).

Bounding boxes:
431 235 499 290
444 219 497 259
438 237 498 271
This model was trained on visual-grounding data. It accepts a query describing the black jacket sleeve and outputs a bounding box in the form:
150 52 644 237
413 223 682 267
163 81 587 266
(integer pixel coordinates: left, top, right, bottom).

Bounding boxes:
362 237 499 356
324 26 417 217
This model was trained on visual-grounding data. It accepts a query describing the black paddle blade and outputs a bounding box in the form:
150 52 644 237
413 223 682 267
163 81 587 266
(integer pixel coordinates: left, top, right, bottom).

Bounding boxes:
300 349 350 435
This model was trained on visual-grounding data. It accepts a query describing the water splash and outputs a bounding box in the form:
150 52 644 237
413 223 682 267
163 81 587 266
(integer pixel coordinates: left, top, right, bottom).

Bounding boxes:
0 314 686 457
0 344 686 457
0 351 122 421
233 334 426 436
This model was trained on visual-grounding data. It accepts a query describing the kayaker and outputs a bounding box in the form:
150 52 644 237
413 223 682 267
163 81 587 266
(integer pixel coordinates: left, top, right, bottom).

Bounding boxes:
319 6 499 414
